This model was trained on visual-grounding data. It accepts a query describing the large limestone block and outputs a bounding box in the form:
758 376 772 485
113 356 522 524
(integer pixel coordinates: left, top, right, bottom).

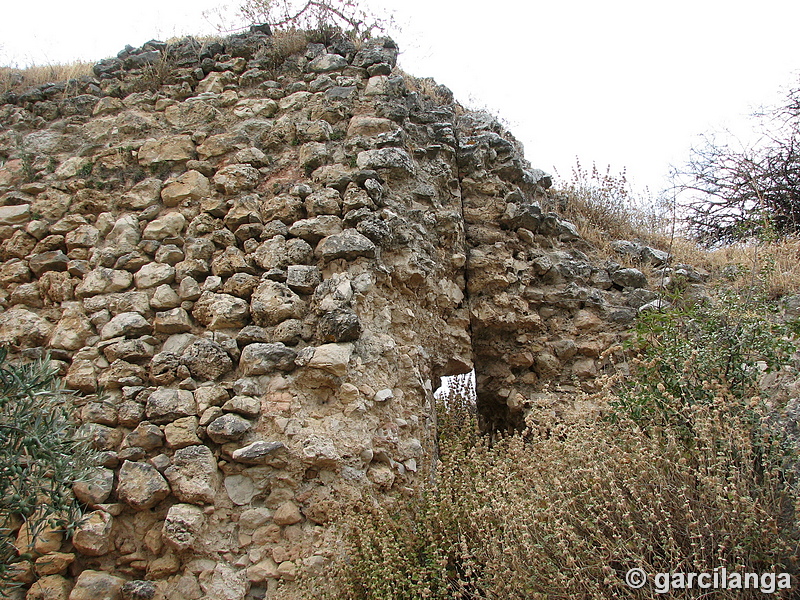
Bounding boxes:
239 342 297 375
316 229 376 262
76 268 133 298
0 203 30 225
161 170 211 206
192 291 250 329
306 343 353 376
250 281 305 327
138 135 196 166
356 148 414 175
145 388 196 423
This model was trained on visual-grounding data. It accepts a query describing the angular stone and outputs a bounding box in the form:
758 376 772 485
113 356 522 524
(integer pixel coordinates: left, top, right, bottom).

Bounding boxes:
250 280 305 326
308 53 348 72
144 385 195 422
49 302 93 350
192 291 250 329
73 467 115 504
154 307 192 333
347 115 396 137
100 311 152 340
68 570 125 600
76 268 133 297
285 265 321 294
72 510 114 557
239 343 297 375
138 135 196 166
211 246 254 277
272 501 302 526
161 170 211 207
316 229 376 262
123 422 165 451
29 250 69 276
66 224 100 249
232 441 285 465
142 212 186 241
134 263 175 288
164 416 201 449
318 308 361 342
33 552 74 576
27 574 72 600
197 132 247 159
288 216 342 243
163 503 205 551
120 580 156 600
164 444 219 505
260 194 305 225
222 395 261 418
117 461 170 510
611 267 648 289
120 178 163 211
206 413 252 444
0 308 52 348
213 164 260 195
307 343 353 376
165 99 217 128
356 148 414 174
0 203 30 225
180 338 232 380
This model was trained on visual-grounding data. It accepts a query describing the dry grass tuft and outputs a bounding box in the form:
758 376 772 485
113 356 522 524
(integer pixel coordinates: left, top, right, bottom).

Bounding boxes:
0 62 94 96
549 160 672 253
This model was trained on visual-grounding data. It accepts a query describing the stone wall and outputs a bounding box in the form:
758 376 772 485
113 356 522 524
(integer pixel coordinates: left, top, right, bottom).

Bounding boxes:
0 29 672 600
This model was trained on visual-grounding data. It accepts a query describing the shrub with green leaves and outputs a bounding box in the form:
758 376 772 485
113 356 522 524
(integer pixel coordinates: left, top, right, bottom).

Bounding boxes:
0 349 95 578
612 275 799 433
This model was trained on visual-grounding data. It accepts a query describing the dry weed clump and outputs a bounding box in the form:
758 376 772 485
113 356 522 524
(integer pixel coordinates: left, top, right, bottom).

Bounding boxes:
550 160 671 253
332 289 799 599
0 62 93 96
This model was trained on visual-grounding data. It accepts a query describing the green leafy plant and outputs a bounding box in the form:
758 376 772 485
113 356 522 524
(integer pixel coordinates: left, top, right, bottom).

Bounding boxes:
612 268 799 433
0 349 96 579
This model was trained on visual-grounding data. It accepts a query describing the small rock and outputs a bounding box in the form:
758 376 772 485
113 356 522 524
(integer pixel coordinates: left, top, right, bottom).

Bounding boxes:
231 441 285 464
72 510 114 557
117 461 170 510
164 444 219 505
163 503 205 551
121 580 156 600
239 342 297 375
272 501 302 526
206 413 252 443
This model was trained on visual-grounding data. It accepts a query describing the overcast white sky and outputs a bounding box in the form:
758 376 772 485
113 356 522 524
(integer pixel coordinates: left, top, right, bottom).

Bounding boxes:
3 0 800 197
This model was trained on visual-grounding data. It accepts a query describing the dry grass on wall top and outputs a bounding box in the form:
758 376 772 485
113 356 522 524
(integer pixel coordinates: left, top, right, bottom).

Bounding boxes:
0 62 94 95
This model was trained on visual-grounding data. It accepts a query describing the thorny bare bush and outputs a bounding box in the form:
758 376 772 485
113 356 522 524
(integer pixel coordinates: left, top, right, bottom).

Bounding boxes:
331 289 800 599
236 0 392 40
675 77 800 245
